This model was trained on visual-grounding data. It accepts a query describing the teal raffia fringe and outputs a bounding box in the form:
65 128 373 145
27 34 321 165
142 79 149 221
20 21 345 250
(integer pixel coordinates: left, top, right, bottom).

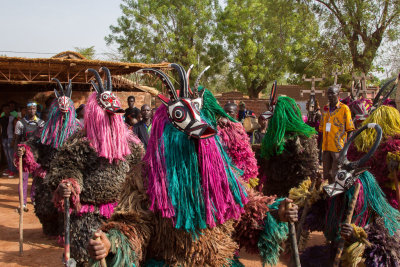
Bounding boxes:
200 86 236 127
89 229 137 267
258 198 288 266
162 123 207 235
144 259 166 267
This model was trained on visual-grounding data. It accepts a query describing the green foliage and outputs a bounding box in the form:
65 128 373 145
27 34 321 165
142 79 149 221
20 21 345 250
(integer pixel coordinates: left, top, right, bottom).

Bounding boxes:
309 0 400 74
106 0 224 85
217 0 321 98
74 46 96 60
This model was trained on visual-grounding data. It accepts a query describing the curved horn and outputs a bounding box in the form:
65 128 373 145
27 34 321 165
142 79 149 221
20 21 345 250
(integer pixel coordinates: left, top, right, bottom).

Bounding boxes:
339 123 382 168
52 78 65 97
170 63 188 98
100 67 113 92
86 68 104 93
137 68 177 100
193 66 210 97
269 81 278 106
372 77 397 106
355 81 361 99
65 79 72 98
186 64 194 96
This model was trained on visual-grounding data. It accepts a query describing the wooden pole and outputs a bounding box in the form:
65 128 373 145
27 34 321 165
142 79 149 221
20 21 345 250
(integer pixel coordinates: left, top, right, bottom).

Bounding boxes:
391 169 400 212
286 202 301 267
95 236 107 267
64 195 71 264
18 156 23 256
332 182 361 267
296 180 316 243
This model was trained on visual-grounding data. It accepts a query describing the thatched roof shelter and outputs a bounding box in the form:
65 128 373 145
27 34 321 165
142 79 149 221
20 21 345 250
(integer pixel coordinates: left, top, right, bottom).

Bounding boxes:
0 51 168 93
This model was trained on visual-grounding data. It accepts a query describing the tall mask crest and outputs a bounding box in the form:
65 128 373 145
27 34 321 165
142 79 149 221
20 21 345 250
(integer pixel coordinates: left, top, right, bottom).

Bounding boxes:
263 81 278 119
137 63 215 139
86 67 124 114
52 78 72 113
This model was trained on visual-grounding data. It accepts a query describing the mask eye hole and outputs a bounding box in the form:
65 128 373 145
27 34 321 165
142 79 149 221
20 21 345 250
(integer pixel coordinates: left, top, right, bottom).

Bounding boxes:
192 102 200 113
337 171 346 181
172 106 186 122
102 94 109 100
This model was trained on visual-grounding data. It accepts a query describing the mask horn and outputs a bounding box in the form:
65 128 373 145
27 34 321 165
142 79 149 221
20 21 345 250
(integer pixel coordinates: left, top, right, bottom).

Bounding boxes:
269 81 278 109
137 68 177 101
170 63 188 98
373 76 397 107
99 67 113 92
86 68 105 94
65 80 72 98
193 66 210 98
186 64 194 96
52 78 65 97
339 123 382 168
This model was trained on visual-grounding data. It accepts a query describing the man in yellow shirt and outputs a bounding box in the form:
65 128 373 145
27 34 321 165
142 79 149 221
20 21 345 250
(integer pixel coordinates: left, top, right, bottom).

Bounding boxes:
319 85 355 182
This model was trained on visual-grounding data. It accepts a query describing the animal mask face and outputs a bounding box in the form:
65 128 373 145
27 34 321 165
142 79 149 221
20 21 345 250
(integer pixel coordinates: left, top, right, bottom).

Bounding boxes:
138 64 215 139
86 67 124 114
52 78 73 113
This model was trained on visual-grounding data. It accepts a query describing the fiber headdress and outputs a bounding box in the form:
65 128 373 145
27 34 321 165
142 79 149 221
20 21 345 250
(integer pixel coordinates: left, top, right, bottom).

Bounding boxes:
354 105 400 152
40 78 79 149
261 96 317 159
140 64 247 235
85 67 139 162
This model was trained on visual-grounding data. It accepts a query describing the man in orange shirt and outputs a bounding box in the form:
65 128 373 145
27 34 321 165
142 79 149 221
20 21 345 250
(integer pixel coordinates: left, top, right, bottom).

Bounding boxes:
319 85 355 182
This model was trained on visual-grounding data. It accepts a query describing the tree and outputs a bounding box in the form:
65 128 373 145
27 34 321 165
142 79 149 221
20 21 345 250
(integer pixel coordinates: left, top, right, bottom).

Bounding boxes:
74 46 96 60
105 0 223 82
217 0 321 98
310 0 400 74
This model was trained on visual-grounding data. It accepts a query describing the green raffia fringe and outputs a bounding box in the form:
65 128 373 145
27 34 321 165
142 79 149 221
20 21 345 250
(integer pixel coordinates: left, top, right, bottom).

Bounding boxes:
326 171 400 242
357 171 400 235
226 257 245 267
89 229 136 267
261 96 316 159
162 123 207 235
200 86 236 128
258 198 289 266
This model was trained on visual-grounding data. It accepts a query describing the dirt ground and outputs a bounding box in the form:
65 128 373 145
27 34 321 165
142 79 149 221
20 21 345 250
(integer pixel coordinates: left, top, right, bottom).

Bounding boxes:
0 175 324 267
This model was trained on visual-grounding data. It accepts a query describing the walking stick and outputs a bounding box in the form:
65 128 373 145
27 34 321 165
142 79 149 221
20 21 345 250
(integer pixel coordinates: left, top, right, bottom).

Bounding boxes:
18 156 23 256
332 182 361 267
296 179 316 244
64 184 76 267
390 169 400 212
95 235 107 267
286 201 301 267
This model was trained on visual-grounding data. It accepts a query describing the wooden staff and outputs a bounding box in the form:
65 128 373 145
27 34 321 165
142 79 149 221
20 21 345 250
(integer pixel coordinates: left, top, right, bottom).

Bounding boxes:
390 169 400 212
18 156 23 256
332 182 361 267
286 201 301 267
296 179 316 244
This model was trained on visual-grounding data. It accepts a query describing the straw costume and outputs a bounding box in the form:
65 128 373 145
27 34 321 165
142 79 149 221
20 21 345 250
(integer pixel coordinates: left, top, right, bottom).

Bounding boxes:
14 79 81 237
294 124 400 266
46 68 144 266
260 96 319 197
88 64 295 267
348 105 400 209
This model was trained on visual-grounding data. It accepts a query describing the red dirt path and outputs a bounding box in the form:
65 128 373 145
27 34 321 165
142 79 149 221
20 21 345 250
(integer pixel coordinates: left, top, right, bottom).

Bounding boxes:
0 176 324 267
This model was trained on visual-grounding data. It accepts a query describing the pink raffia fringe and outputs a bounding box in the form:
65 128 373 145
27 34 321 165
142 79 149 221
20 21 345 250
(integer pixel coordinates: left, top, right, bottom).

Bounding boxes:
13 144 46 178
53 178 81 213
77 202 118 219
217 120 259 182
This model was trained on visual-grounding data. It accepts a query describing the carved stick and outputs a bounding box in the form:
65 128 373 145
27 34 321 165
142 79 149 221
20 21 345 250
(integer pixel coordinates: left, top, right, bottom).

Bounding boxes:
18 156 24 256
287 202 301 267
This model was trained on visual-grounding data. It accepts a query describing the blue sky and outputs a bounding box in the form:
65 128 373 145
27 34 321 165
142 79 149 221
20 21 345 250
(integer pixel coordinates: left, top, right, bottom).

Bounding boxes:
0 0 122 59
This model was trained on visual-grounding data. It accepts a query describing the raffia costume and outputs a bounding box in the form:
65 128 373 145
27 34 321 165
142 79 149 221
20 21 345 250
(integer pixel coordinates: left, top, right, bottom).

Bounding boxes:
260 96 319 197
46 68 144 266
292 124 400 266
14 79 81 237
89 64 292 267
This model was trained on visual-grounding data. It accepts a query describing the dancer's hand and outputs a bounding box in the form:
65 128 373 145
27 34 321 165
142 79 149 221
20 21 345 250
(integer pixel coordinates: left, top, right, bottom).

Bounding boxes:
17 146 25 157
340 223 354 241
218 117 228 127
58 182 72 198
88 231 111 260
278 198 298 223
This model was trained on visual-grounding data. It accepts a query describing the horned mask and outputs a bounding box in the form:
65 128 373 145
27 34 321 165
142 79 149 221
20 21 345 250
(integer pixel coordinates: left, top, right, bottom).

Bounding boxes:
86 67 124 114
324 123 382 197
52 78 72 113
138 63 216 139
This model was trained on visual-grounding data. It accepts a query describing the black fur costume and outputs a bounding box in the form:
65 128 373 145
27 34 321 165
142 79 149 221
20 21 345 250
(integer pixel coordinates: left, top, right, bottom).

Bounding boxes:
47 131 144 266
261 134 319 197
